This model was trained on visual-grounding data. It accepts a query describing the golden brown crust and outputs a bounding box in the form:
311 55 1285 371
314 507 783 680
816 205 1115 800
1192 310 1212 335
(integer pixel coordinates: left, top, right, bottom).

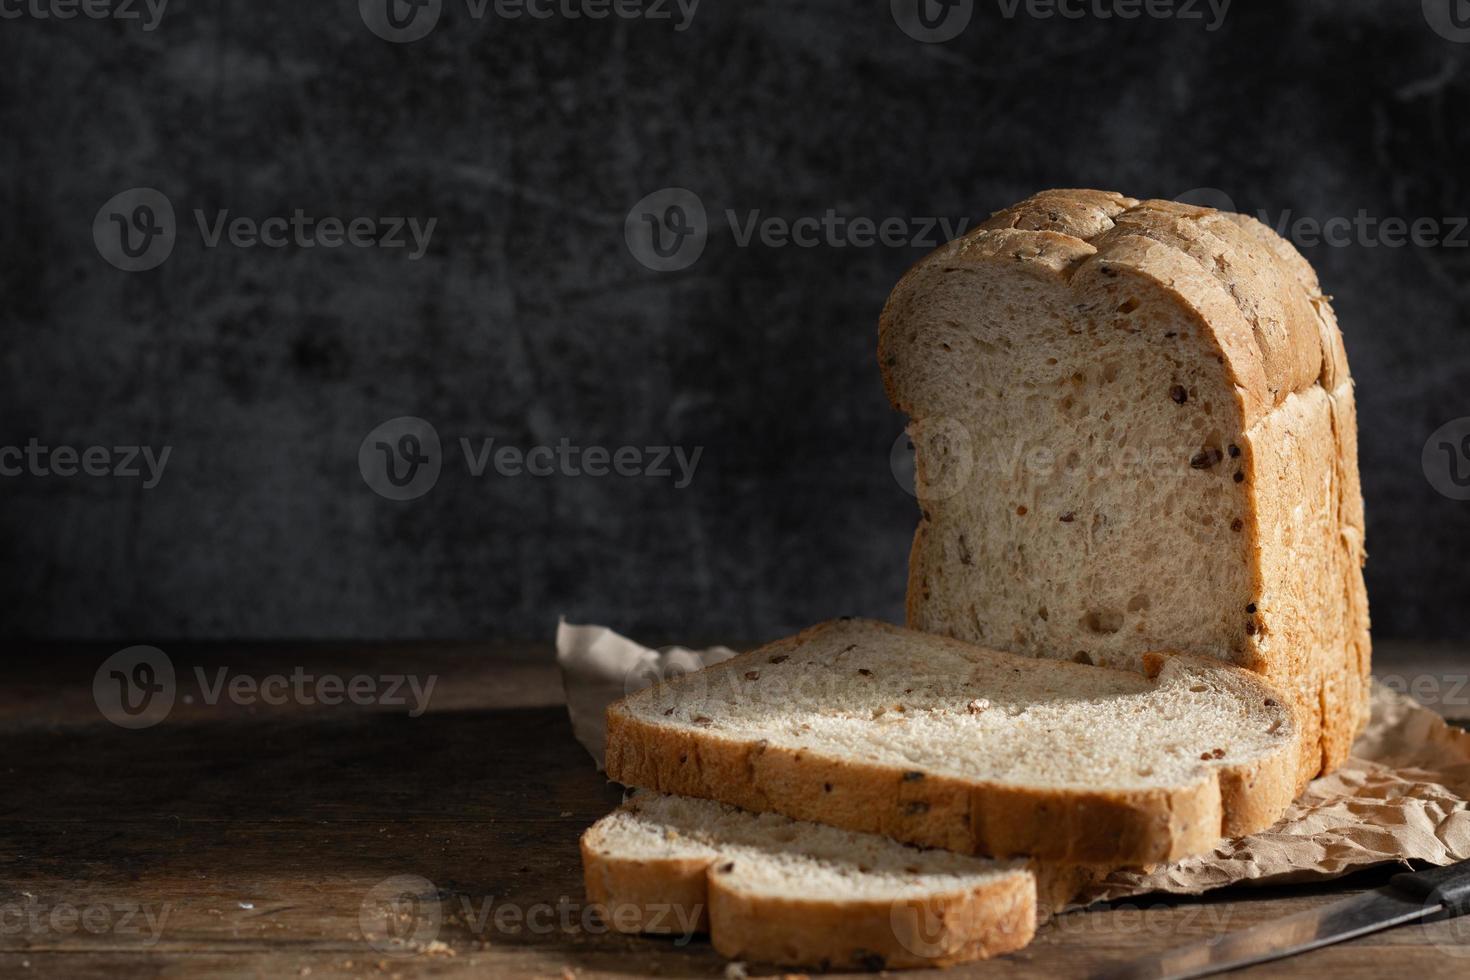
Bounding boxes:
607 712 1275 866
980 187 1137 239
1104 201 1326 408
605 622 1302 865
878 189 1371 781
580 833 712 934
709 868 1035 969
1326 379 1373 753
1214 704 1305 837
581 797 1049 969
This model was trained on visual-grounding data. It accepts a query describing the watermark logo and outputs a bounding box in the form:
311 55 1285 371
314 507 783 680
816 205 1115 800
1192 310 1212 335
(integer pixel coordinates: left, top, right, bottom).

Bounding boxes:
94 646 176 730
890 896 971 959
618 648 718 719
358 875 703 949
96 188 436 271
890 419 976 502
891 0 974 43
1424 0 1470 43
1175 186 1237 213
359 416 443 501
621 650 710 698
94 647 438 727
1421 886 1470 958
360 875 443 955
361 0 698 42
360 0 443 43
625 187 708 272
1423 418 1470 500
627 188 972 272
94 188 175 272
360 418 703 498
889 430 922 498
0 0 167 31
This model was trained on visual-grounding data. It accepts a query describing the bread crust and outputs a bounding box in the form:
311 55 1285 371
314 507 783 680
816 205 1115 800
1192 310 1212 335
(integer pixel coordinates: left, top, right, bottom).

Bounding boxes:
709 866 1035 969
605 621 1301 866
879 189 1371 781
580 796 1042 969
580 834 711 934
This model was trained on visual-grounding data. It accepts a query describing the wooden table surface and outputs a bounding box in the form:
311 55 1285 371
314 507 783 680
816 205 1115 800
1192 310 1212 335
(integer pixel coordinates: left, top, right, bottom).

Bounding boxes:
5 641 1469 979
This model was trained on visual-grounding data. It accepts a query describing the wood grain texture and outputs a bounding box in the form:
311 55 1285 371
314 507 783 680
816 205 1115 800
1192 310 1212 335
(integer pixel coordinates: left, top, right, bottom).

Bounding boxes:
3 641 1466 978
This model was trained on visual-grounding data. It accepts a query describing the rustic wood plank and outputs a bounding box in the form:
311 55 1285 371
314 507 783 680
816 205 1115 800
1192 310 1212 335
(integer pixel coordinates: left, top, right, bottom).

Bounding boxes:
3 642 1467 978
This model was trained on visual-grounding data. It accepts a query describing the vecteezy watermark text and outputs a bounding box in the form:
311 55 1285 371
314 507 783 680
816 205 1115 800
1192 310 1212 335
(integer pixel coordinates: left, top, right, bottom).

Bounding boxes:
194 210 435 258
94 187 436 272
1261 209 1469 249
359 0 699 43
0 0 167 31
460 437 702 487
359 416 703 500
1174 188 1470 249
358 874 702 956
1377 672 1470 708
889 421 1251 502
891 0 1230 43
995 0 1230 29
93 646 437 729
625 187 970 272
0 899 172 945
0 439 170 488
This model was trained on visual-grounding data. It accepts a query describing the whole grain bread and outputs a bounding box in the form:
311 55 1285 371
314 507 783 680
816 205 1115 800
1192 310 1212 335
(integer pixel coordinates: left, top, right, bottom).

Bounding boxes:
582 790 1061 969
605 619 1300 865
878 189 1370 783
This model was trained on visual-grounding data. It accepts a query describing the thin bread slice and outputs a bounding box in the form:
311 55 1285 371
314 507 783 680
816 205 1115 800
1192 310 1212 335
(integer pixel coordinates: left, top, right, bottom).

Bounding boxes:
606 619 1300 864
582 791 1046 969
878 189 1369 783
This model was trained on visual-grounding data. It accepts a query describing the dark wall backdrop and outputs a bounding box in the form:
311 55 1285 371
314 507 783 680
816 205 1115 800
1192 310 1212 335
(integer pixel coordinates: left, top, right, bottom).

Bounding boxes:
2 0 1468 644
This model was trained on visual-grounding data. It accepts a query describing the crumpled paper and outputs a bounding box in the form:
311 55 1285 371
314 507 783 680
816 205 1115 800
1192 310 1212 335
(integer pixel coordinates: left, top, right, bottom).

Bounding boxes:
1074 682 1470 905
556 622 1470 900
555 619 736 771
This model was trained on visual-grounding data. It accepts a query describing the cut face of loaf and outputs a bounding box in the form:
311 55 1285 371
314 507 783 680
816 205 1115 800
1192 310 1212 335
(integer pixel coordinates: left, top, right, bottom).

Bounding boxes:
878 189 1370 782
582 791 1050 969
605 619 1300 864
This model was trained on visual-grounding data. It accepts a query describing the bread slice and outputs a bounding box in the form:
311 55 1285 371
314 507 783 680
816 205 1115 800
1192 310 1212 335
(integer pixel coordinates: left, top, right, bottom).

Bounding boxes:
606 619 1299 865
878 190 1369 785
581 790 1044 969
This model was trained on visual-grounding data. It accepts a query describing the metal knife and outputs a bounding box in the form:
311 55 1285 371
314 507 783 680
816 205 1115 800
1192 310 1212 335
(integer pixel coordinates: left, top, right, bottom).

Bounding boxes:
1092 859 1470 979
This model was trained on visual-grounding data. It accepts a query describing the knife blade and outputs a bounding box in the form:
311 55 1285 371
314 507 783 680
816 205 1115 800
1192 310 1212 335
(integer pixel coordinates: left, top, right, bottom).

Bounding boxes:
1091 858 1470 980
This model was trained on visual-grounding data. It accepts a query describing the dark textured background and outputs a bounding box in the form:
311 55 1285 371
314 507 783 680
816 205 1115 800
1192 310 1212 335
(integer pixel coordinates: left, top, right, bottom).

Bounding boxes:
2 0 1468 646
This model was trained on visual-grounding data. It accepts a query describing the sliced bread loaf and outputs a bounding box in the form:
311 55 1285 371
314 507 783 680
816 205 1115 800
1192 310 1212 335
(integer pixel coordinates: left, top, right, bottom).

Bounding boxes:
605 619 1300 864
878 189 1369 782
582 790 1047 969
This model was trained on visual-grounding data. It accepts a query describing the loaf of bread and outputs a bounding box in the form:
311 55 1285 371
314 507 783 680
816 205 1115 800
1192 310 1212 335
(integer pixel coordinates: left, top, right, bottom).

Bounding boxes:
582 790 1063 969
606 619 1301 864
879 189 1370 782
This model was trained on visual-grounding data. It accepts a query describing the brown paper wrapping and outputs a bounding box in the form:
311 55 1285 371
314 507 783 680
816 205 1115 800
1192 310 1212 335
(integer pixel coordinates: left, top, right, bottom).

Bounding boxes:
1073 683 1470 905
